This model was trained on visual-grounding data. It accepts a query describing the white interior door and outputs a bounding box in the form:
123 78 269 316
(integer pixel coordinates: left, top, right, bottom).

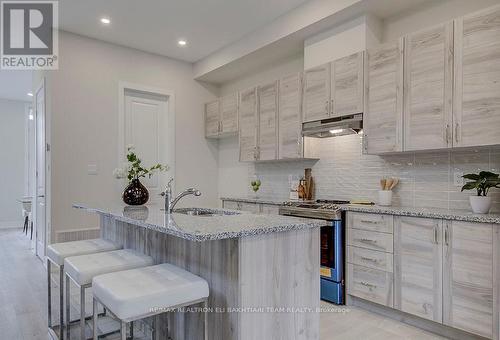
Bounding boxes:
35 82 46 259
124 90 169 201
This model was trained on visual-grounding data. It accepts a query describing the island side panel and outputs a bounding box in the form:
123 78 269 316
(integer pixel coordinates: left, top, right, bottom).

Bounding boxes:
100 215 239 340
239 228 320 340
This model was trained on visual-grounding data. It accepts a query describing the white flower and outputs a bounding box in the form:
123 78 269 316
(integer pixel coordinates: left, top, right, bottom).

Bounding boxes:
113 168 127 179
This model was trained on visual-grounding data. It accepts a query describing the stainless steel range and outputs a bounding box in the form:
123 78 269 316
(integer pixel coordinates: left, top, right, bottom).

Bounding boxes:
279 200 349 305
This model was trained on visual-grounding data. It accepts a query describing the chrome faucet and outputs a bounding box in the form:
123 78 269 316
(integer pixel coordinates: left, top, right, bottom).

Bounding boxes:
161 178 201 213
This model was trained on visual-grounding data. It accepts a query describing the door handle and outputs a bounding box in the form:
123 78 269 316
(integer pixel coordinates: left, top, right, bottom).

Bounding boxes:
37 195 45 198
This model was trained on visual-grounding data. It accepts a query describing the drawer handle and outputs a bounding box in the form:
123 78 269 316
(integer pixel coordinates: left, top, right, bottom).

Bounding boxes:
360 281 376 289
359 220 379 224
360 238 378 244
360 256 378 263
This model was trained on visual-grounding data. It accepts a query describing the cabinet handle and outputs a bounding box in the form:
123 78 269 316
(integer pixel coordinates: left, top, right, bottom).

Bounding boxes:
360 238 377 244
455 123 459 143
445 124 450 144
360 220 378 225
444 225 449 246
330 99 334 115
360 256 378 263
360 281 376 289
363 135 368 153
433 225 438 244
325 100 329 115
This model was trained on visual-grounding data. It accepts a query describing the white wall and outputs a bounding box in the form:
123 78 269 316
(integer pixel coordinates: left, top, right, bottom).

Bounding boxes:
0 98 28 227
45 32 218 240
304 15 382 69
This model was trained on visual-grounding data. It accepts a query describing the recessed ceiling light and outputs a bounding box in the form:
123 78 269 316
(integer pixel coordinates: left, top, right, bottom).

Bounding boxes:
100 17 111 25
27 92 33 97
178 39 187 46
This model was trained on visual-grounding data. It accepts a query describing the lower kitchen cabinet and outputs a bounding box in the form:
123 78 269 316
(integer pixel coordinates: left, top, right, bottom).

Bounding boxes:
347 263 394 307
347 212 499 339
443 221 498 339
394 217 443 323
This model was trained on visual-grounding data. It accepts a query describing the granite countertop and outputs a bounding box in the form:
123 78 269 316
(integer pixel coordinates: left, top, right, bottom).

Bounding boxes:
74 203 325 242
220 196 285 205
219 197 500 224
342 204 500 225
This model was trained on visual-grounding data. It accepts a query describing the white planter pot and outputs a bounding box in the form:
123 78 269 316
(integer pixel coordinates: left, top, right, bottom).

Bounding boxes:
469 196 492 214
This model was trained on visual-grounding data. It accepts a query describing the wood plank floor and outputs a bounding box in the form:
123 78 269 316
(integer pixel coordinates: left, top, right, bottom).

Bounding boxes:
0 228 448 340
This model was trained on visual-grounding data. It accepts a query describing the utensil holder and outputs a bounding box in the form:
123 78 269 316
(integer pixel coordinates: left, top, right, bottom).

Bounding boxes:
378 190 392 206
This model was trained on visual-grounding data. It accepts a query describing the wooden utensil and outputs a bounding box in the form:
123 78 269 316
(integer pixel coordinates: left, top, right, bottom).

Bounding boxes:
385 178 393 191
390 178 399 190
380 179 386 190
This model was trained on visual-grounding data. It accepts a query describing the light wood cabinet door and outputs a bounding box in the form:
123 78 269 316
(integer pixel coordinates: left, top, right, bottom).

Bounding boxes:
394 217 443 323
302 63 330 123
278 73 303 159
404 23 454 151
443 221 497 339
239 88 258 162
204 100 220 138
364 40 404 154
454 5 500 147
220 93 238 136
257 81 278 161
331 51 364 117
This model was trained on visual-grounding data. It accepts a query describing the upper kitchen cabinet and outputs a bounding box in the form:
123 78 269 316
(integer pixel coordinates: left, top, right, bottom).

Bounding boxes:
204 100 220 138
239 87 258 162
257 81 278 161
278 73 303 159
453 5 500 147
220 93 239 136
331 51 364 117
302 63 331 122
204 92 238 139
404 22 454 151
364 40 404 154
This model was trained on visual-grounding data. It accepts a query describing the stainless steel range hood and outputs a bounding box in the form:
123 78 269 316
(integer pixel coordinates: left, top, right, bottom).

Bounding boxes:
302 113 363 138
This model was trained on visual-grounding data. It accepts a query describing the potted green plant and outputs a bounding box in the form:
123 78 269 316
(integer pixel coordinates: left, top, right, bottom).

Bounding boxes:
461 171 500 214
114 146 168 205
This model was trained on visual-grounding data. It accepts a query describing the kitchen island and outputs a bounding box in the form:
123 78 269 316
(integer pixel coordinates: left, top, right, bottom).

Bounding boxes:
74 203 325 340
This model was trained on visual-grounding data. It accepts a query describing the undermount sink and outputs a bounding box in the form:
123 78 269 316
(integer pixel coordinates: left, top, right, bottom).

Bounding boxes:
172 208 240 217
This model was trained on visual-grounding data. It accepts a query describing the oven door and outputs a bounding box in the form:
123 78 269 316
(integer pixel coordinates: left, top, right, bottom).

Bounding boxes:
320 220 343 283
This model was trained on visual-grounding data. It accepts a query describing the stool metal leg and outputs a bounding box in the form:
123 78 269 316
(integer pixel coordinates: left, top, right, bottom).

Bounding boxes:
47 260 52 328
93 298 98 340
60 266 65 340
121 321 127 340
66 274 71 340
203 299 208 340
81 285 86 340
130 321 134 339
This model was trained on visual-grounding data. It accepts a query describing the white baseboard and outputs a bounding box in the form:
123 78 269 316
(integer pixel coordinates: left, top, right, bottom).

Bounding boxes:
0 221 23 228
55 227 100 243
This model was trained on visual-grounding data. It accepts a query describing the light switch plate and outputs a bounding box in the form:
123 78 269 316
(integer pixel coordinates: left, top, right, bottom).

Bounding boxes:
453 171 464 187
87 164 98 175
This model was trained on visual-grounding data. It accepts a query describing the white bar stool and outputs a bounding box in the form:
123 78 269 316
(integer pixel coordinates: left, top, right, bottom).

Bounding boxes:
92 263 209 340
64 249 154 340
46 239 120 339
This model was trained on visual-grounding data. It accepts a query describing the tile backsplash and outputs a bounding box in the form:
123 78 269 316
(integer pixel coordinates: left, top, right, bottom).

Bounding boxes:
247 135 500 212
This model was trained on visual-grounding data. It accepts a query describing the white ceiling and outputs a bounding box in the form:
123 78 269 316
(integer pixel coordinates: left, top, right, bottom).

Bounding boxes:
59 0 310 63
0 71 33 102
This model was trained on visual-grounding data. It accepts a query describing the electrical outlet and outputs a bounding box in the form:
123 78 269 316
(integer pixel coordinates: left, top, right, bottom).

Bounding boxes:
87 164 98 175
453 171 464 187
